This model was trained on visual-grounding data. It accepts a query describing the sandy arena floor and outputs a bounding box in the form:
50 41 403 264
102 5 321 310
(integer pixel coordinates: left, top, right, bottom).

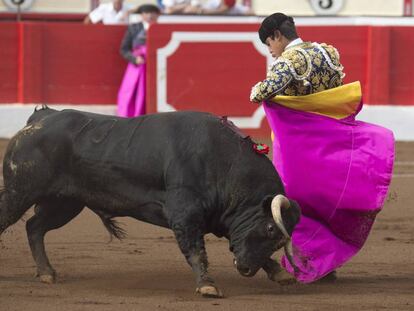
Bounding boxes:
0 138 413 311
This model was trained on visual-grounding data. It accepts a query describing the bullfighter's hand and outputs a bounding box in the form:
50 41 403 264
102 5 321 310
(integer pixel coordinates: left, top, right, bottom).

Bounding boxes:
135 56 145 65
249 83 263 103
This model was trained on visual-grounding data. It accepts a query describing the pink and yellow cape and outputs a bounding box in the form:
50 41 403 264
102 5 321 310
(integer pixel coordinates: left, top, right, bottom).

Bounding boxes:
264 82 395 283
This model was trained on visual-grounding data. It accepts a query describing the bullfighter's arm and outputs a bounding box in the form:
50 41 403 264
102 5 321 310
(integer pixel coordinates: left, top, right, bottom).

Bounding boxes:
119 25 137 65
250 60 293 103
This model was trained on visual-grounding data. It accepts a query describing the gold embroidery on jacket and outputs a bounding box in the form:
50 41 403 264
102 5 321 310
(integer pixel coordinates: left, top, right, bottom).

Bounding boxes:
250 42 345 102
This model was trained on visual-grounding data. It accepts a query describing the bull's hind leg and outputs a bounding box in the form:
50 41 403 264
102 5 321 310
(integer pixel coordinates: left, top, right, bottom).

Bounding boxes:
166 191 223 298
26 197 84 283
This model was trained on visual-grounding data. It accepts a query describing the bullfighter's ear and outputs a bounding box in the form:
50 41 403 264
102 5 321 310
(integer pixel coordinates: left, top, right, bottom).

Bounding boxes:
261 195 275 216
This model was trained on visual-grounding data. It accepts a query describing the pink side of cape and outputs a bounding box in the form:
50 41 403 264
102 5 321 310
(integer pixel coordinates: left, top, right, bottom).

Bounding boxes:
117 46 147 118
263 101 395 283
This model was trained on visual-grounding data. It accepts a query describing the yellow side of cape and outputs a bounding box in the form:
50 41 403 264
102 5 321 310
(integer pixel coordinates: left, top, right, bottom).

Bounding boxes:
269 81 362 120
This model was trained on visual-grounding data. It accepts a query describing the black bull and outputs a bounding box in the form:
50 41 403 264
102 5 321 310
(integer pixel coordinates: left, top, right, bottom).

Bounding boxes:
0 108 300 297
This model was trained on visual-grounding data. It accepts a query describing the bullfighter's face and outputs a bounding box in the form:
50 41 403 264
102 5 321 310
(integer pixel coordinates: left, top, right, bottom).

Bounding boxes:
141 11 160 24
230 196 300 277
265 31 289 59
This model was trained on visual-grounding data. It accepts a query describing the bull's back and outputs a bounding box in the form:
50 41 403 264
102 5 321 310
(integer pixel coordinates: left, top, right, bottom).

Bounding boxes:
4 108 282 225
7 109 281 206
18 109 242 189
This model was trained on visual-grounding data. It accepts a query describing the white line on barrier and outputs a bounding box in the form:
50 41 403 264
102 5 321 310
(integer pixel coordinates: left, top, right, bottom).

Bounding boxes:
1 104 414 140
158 16 414 26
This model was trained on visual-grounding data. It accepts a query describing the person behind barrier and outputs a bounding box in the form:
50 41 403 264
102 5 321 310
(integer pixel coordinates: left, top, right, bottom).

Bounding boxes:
161 0 196 14
184 0 253 15
84 0 131 25
117 4 161 117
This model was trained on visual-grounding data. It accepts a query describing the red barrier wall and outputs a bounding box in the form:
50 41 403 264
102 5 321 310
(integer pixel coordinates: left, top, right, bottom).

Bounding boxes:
145 23 414 136
389 27 414 104
1 22 127 105
0 22 413 113
146 23 414 109
0 23 18 103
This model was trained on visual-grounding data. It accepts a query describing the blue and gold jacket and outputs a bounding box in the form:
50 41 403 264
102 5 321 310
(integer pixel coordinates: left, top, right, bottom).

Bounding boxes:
250 41 345 102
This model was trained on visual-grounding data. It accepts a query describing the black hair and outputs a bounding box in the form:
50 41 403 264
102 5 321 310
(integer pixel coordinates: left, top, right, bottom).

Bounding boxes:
136 4 161 14
259 13 298 43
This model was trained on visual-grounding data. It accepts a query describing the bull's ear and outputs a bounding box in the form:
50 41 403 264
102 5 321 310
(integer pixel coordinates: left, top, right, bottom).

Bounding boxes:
261 195 275 217
284 199 301 235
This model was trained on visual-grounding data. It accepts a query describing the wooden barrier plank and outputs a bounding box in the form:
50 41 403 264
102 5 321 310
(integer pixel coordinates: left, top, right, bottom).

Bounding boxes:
0 23 18 103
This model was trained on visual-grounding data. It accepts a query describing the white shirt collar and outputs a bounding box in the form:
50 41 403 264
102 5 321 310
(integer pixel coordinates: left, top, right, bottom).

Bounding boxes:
285 38 304 50
143 21 150 30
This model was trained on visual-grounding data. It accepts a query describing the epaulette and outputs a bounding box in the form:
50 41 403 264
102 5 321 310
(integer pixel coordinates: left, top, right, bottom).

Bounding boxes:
278 44 313 83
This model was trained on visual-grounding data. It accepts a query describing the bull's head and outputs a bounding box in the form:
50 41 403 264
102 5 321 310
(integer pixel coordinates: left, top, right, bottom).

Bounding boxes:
230 194 300 277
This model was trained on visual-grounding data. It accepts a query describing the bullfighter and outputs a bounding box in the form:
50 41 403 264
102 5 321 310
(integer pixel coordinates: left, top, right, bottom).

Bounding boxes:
251 12 395 283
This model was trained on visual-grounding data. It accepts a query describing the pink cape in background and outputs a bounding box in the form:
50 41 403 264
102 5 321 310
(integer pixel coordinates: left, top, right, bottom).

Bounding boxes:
263 96 395 283
117 45 147 117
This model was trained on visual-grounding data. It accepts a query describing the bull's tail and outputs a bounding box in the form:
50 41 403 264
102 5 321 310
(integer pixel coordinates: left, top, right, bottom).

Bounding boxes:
92 209 127 241
101 217 127 241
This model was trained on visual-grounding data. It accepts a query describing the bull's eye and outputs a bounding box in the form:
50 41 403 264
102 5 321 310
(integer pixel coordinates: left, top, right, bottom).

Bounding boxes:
266 223 277 238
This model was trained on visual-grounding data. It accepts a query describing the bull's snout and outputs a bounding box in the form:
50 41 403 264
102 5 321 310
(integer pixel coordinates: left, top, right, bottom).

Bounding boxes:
233 258 256 277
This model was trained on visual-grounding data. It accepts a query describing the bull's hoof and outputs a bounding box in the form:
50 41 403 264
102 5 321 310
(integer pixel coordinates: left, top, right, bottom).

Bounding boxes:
196 285 224 298
274 270 297 286
39 274 56 284
266 267 296 285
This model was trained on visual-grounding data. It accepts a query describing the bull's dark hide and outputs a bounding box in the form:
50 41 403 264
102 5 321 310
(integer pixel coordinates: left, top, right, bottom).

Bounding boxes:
0 107 300 297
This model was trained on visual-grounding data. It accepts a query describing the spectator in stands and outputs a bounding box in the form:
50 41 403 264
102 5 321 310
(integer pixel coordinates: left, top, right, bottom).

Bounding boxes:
184 0 253 15
117 4 161 117
161 0 195 14
84 0 130 25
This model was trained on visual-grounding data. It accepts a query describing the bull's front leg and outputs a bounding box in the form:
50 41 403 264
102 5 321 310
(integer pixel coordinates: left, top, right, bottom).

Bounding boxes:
167 197 223 299
262 258 296 285
171 221 223 298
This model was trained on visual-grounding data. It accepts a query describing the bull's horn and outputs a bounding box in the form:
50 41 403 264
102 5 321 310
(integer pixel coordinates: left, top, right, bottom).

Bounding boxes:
284 240 298 272
271 195 299 273
270 195 291 239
